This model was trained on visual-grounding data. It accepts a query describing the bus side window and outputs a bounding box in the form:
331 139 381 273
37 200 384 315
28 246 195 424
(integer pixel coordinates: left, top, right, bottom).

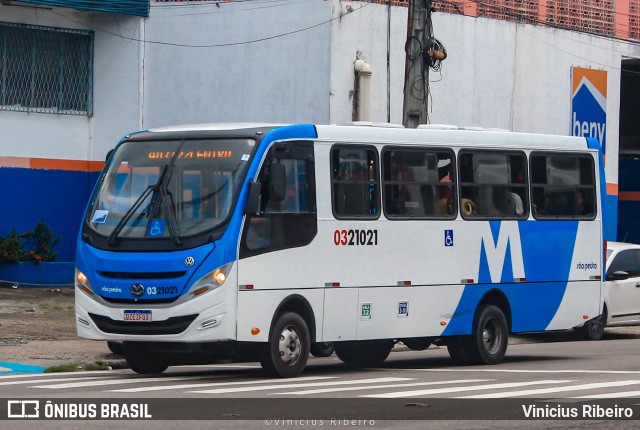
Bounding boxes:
531 153 596 220
240 141 317 258
331 146 379 219
382 148 455 219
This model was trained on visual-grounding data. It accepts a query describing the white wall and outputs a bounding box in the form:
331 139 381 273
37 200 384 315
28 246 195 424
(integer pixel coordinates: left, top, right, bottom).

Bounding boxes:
141 0 332 128
0 4 142 160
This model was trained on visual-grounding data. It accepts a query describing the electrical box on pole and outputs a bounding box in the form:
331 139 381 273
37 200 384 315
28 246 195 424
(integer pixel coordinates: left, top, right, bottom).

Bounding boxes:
403 0 444 128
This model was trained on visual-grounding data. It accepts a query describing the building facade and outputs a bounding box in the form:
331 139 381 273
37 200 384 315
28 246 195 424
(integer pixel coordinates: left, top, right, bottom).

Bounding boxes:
0 0 638 268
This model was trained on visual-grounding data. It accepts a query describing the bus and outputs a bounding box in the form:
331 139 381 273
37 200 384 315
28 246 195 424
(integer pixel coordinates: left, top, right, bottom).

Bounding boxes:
75 123 605 377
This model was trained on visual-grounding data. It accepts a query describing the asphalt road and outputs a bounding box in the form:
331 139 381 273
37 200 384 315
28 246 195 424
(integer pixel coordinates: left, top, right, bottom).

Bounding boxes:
2 330 640 429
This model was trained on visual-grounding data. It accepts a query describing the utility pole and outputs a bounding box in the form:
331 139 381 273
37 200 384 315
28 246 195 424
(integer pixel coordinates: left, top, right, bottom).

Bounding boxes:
402 0 432 128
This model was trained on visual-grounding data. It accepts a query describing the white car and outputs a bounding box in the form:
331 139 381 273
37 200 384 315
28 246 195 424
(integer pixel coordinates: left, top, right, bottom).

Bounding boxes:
581 241 640 340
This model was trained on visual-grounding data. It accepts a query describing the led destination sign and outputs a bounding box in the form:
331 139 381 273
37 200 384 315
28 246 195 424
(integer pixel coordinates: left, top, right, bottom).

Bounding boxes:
147 150 233 160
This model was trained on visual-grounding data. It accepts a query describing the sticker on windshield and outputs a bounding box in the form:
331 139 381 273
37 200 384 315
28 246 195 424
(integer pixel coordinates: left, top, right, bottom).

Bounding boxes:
241 154 250 161
92 210 109 224
148 220 166 237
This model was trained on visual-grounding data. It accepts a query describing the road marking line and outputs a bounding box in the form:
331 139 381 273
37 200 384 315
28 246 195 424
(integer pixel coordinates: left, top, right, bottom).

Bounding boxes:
0 371 115 380
32 376 208 389
570 389 640 399
363 380 571 398
413 369 640 375
190 377 413 394
460 380 640 398
0 376 119 386
111 376 338 393
271 379 492 395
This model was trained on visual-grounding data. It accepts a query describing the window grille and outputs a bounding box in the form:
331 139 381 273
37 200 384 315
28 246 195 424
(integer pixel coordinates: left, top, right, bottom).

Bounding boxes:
0 22 93 116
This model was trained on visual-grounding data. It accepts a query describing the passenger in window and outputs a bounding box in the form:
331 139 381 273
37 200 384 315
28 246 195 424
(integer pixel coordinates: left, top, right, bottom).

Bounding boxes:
495 187 524 216
578 190 593 216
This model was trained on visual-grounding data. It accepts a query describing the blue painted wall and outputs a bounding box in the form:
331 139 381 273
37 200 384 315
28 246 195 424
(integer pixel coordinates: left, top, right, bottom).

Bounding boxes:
618 157 640 244
0 167 100 262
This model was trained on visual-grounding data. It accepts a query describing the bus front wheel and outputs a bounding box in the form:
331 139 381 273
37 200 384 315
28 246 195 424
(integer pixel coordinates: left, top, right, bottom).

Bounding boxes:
261 312 310 378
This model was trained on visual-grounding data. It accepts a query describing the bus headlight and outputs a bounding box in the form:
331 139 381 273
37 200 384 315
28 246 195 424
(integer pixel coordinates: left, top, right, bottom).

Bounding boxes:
188 263 233 298
75 268 95 298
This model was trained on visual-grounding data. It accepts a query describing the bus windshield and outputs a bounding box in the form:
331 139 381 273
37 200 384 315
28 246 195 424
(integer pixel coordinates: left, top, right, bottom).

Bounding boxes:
88 138 255 242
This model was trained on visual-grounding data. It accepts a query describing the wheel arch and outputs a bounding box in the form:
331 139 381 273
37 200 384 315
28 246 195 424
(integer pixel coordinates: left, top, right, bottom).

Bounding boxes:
477 288 512 332
270 294 317 343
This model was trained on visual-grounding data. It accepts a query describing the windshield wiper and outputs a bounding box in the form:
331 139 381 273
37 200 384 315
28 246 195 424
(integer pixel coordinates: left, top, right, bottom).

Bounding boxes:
147 140 186 246
107 140 185 246
106 183 155 246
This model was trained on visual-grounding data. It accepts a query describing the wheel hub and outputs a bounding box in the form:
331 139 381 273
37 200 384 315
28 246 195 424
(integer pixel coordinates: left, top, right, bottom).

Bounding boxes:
278 325 301 365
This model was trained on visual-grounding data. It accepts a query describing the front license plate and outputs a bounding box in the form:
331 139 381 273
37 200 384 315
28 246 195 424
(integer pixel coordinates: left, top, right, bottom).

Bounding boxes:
124 310 152 322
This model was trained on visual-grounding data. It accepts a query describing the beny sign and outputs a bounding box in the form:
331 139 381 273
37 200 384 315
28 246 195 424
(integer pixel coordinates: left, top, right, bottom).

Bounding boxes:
571 67 607 152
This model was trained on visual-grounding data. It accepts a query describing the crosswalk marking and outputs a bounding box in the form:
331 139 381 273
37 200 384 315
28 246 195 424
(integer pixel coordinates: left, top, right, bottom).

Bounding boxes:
189 377 414 394
571 390 640 399
0 376 119 386
414 369 640 375
32 375 210 389
271 379 492 395
0 371 114 380
460 380 640 399
362 380 572 398
110 376 338 393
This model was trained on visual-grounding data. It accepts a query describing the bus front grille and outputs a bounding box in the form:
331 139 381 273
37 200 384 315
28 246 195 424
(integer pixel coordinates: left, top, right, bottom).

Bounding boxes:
88 313 198 335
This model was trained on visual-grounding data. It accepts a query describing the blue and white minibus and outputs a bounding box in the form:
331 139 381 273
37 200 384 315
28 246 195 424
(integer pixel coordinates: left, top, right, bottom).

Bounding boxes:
75 123 605 377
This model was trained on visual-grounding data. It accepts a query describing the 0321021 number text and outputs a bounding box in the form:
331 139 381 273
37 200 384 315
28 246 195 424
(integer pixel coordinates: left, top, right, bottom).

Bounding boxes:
333 229 378 246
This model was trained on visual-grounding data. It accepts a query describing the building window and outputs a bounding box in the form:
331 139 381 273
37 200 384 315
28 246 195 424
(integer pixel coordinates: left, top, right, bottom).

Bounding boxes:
0 22 93 116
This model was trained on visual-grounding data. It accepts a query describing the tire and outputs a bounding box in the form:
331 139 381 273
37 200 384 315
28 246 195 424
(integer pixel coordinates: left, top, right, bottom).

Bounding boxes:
260 312 310 378
310 342 335 358
402 338 431 351
124 344 169 374
470 305 509 365
446 336 476 364
107 341 124 355
581 307 607 340
334 340 393 367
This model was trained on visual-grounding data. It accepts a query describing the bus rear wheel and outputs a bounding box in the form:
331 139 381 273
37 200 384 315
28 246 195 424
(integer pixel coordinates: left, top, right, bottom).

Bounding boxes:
260 312 310 378
471 305 508 364
335 340 393 367
124 343 169 374
447 305 508 365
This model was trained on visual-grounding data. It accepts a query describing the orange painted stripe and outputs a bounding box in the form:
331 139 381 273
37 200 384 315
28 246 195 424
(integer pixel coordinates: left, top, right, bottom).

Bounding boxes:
606 183 619 195
0 156 103 172
619 192 640 201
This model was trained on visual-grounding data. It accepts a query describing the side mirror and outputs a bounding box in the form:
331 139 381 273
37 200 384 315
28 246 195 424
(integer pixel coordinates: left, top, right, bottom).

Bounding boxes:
606 270 629 281
269 162 286 202
245 181 262 215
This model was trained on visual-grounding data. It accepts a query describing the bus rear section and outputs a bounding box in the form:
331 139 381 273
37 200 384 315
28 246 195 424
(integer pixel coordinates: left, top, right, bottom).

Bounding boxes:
75 123 604 377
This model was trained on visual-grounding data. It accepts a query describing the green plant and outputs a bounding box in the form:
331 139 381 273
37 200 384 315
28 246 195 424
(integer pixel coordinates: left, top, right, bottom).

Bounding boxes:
0 221 61 264
0 228 22 263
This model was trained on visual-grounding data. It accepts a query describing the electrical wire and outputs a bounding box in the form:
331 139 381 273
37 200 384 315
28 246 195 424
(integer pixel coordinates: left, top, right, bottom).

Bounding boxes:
51 1 372 48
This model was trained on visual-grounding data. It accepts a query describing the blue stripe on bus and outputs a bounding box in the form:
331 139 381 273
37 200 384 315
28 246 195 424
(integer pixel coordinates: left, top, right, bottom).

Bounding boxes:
219 124 319 265
443 220 579 335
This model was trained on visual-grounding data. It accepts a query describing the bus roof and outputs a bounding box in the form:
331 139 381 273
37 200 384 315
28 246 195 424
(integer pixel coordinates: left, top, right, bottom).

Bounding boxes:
314 124 590 151
137 122 591 152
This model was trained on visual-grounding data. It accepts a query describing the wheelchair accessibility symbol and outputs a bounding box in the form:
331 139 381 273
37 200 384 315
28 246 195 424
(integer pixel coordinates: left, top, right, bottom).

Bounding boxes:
148 220 166 237
444 229 454 247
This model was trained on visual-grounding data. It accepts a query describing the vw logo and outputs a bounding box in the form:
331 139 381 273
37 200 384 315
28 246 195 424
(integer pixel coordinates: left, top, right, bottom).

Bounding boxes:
131 284 144 296
184 256 195 267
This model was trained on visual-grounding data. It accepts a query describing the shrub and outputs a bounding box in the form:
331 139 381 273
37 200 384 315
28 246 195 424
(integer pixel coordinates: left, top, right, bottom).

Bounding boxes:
0 221 61 264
